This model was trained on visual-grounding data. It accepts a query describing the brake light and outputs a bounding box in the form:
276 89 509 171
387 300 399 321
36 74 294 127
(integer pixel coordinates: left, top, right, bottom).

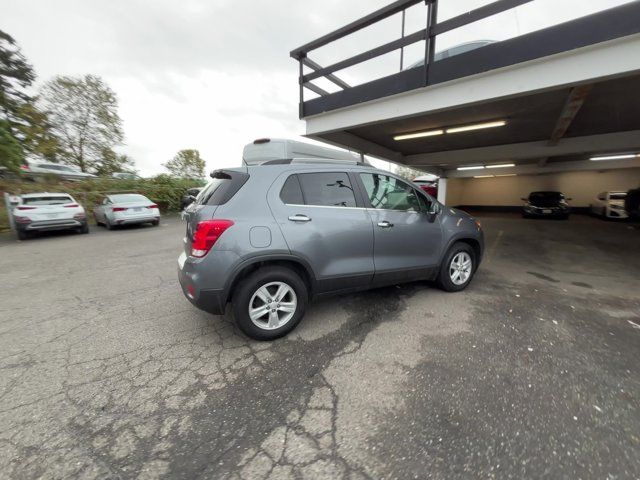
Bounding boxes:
64 204 80 208
191 220 234 257
147 204 158 209
112 207 127 212
20 164 30 172
14 216 32 224
17 206 36 210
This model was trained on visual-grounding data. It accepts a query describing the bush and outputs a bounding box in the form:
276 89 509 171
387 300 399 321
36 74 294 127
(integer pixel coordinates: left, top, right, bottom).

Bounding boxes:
0 175 206 231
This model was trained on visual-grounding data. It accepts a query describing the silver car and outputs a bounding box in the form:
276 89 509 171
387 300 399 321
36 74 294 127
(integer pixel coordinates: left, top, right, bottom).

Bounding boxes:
93 194 160 229
178 161 484 340
21 161 97 181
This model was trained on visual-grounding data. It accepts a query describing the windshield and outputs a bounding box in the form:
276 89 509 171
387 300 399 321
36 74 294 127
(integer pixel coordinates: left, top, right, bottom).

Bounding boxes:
22 196 73 205
110 194 148 203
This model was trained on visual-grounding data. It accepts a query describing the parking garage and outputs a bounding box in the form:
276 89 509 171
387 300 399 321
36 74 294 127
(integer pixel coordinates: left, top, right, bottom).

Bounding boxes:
290 0 640 213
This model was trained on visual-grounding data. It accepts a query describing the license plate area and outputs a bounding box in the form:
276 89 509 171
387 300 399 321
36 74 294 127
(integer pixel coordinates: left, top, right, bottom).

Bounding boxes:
542 209 552 214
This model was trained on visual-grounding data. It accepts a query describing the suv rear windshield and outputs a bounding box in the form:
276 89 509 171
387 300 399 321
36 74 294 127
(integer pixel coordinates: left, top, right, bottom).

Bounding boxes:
22 196 73 205
197 170 249 206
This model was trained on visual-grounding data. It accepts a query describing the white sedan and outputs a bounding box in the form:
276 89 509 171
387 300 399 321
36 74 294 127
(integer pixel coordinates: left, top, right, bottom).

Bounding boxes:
13 193 89 240
590 191 628 219
93 193 160 230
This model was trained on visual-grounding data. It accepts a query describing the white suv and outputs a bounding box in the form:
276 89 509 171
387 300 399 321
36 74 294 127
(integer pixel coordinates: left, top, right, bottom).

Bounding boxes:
13 193 89 240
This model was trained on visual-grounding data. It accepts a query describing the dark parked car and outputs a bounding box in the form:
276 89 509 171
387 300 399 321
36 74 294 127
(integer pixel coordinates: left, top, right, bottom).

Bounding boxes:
181 187 202 210
178 162 484 340
522 191 571 219
626 187 640 220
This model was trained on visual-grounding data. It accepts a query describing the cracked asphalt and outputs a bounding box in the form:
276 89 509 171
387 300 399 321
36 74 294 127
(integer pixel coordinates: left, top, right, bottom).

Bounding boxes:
0 214 639 479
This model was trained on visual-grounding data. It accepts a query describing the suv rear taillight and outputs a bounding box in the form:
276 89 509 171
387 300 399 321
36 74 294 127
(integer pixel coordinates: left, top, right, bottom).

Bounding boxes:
191 220 234 258
64 204 80 208
20 164 30 172
147 204 158 209
112 207 127 212
17 206 36 210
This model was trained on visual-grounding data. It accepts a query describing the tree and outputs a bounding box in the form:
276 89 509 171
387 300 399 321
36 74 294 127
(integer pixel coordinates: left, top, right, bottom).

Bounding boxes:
0 30 35 126
39 75 123 172
0 119 24 172
94 148 136 176
0 30 60 162
395 165 424 181
163 149 205 178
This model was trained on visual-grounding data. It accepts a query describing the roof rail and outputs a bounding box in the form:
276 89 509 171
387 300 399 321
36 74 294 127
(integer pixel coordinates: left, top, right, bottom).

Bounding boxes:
257 157 370 166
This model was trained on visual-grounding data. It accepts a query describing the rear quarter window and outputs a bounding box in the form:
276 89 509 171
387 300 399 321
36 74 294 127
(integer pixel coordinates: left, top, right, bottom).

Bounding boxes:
199 170 250 206
280 175 304 204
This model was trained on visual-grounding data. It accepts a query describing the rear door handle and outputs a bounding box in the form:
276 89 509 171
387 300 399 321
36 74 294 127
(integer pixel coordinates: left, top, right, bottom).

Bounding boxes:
377 221 394 228
288 214 311 223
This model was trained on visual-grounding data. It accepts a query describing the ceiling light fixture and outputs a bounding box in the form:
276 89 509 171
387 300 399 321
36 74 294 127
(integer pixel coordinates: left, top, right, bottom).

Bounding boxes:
486 163 515 169
457 166 485 171
394 120 506 141
393 129 444 141
590 153 638 161
473 175 495 179
446 120 507 134
496 174 517 177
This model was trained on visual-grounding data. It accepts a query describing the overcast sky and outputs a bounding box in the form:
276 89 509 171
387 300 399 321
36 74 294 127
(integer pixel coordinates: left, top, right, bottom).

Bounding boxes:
3 0 631 176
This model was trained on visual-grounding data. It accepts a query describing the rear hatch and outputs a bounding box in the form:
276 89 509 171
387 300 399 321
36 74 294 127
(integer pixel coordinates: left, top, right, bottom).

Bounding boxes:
183 168 249 255
16 195 81 222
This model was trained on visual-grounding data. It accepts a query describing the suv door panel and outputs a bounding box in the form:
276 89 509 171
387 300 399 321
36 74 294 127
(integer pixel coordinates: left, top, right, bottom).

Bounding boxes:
269 172 374 293
357 173 442 285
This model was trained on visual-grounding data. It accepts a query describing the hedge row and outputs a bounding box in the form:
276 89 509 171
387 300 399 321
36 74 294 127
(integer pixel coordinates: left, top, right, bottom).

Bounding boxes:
0 175 206 231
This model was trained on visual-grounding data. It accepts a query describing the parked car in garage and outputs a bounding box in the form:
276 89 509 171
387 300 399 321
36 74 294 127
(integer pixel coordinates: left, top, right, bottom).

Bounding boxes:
20 161 97 181
413 176 438 197
93 193 160 229
178 161 484 341
625 187 640 220
522 191 571 219
590 191 628 219
181 187 202 210
12 193 89 240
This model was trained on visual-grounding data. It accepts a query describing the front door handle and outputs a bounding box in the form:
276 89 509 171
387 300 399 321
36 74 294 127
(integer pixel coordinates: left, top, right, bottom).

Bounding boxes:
377 221 394 228
288 214 311 223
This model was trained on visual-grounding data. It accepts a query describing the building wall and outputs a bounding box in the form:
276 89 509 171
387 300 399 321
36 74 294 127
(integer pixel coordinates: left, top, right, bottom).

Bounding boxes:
446 168 640 207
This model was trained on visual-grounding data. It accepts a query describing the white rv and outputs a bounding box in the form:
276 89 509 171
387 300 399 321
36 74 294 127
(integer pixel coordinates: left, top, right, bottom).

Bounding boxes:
242 138 365 165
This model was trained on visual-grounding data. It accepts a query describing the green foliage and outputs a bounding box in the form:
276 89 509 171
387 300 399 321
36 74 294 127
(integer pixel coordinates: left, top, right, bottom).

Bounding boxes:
163 149 205 178
94 148 135 176
39 75 124 173
0 119 24 173
395 165 424 181
0 30 35 125
0 175 206 230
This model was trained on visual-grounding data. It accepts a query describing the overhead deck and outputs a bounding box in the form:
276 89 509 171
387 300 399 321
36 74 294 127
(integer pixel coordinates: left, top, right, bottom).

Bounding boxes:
290 0 640 180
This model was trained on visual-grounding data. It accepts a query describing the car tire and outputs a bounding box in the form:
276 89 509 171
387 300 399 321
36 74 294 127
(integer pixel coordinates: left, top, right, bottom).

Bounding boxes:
437 242 476 292
80 222 90 234
232 266 308 340
17 229 28 241
151 219 160 226
105 217 113 230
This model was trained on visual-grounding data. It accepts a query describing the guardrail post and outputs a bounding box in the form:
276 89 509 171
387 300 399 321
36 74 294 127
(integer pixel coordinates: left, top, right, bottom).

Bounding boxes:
298 57 305 119
424 0 438 86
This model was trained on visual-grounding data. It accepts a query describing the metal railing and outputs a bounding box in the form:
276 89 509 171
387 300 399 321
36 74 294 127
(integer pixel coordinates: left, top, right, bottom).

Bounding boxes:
291 0 640 118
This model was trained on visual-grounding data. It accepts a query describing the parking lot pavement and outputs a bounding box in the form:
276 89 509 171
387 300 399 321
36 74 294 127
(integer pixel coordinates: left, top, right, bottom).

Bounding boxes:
0 214 639 479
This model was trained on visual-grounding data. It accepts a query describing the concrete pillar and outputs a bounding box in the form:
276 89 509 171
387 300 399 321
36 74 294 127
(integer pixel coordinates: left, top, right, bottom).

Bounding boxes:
437 178 447 205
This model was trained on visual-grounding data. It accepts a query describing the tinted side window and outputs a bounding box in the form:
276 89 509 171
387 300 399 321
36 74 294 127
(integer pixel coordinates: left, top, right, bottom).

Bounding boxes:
280 175 304 204
360 173 422 212
298 172 356 207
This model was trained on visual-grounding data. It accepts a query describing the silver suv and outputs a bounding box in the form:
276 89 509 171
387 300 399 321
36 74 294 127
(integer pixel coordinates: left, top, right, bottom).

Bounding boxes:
178 163 484 340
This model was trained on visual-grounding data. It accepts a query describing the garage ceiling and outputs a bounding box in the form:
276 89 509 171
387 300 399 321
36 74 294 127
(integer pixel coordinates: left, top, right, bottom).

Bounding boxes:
327 74 640 158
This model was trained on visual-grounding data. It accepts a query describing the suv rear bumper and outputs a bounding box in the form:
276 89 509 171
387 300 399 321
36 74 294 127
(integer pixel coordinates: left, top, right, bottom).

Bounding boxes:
178 251 228 315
